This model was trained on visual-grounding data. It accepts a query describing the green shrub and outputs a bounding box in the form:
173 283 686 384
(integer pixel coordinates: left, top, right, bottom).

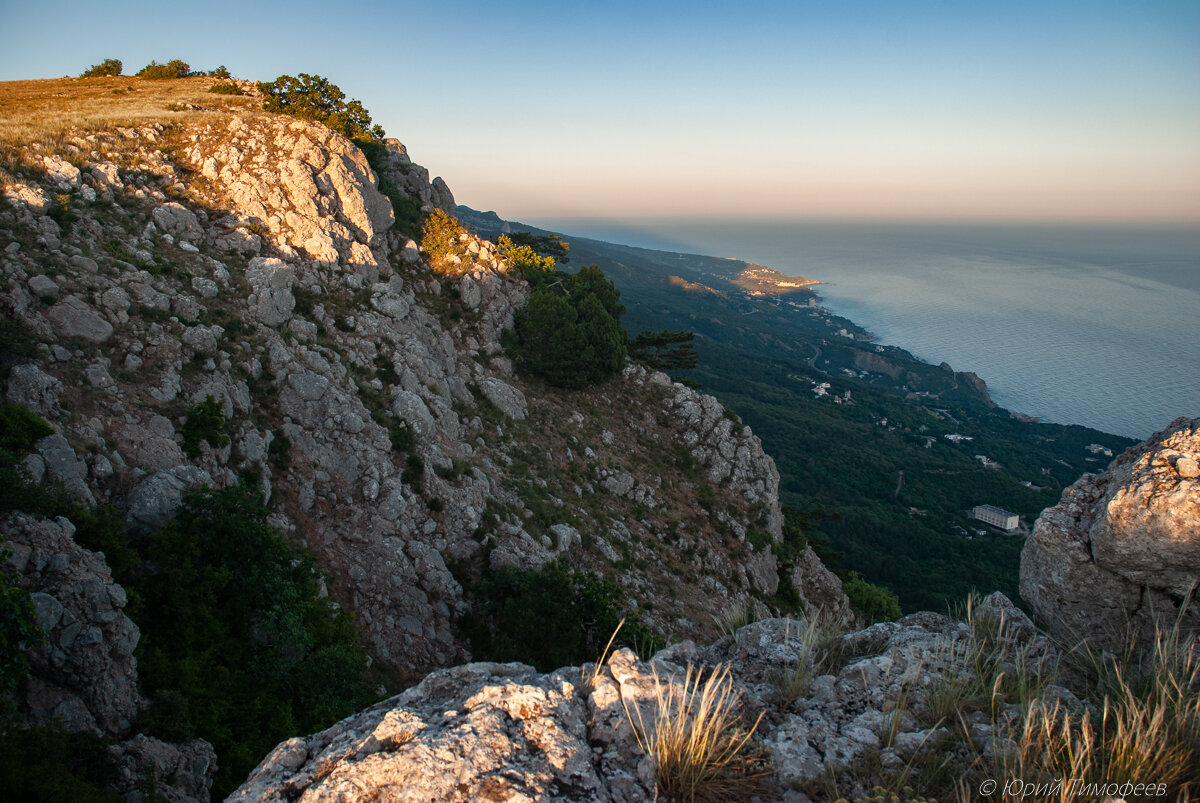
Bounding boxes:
504 264 627 389
268 430 292 470
388 422 415 453
258 73 384 142
208 81 243 95
181 395 229 457
0 535 42 713
401 452 424 490
842 571 902 623
210 65 231 79
497 234 557 273
459 557 653 671
0 401 53 452
81 58 123 78
628 329 698 372
136 59 191 79
0 727 121 802
420 209 469 272
0 319 38 372
131 485 372 798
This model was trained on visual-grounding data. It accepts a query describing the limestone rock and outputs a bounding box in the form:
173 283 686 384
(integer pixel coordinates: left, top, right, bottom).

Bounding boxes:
45 295 114 343
6 363 62 416
42 155 82 190
3 181 55 214
477 376 527 420
228 663 630 803
152 202 204 243
233 605 1037 800
35 434 94 504
106 735 217 803
245 257 296 326
5 513 140 736
1021 417 1200 650
125 466 215 530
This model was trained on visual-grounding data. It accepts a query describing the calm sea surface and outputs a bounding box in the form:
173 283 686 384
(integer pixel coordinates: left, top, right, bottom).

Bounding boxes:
535 219 1200 439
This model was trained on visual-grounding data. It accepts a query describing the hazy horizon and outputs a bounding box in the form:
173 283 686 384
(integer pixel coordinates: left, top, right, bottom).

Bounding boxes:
2 0 1198 224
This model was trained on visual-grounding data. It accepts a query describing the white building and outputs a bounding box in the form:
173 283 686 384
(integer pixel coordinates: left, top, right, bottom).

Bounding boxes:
970 504 1019 532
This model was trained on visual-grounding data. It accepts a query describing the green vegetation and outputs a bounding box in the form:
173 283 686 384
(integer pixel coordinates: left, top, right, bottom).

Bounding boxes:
258 73 384 142
0 534 41 714
81 59 122 78
135 59 192 79
497 233 560 273
628 329 698 372
457 558 654 672
208 81 243 96
128 485 372 798
420 208 469 272
503 232 571 264
181 394 229 457
504 264 627 389
0 728 122 803
0 398 371 799
841 571 903 624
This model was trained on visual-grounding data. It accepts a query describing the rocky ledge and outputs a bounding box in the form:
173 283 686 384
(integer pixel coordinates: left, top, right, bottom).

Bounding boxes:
1020 416 1200 651
231 593 1047 802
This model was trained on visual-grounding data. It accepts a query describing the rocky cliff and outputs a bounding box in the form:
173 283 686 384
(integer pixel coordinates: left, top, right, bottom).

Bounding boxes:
226 413 1199 802
1020 416 1200 651
1 76 850 798
230 592 1048 802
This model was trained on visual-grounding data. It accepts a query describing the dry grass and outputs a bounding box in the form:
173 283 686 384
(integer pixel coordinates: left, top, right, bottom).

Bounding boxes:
0 76 258 151
767 612 846 710
624 663 770 802
994 621 1200 803
924 595 1055 727
712 602 757 640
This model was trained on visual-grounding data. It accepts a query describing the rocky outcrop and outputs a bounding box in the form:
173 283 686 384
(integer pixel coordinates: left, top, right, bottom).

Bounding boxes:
232 594 1045 801
4 512 140 735
1021 416 1200 650
106 735 218 803
0 98 846 680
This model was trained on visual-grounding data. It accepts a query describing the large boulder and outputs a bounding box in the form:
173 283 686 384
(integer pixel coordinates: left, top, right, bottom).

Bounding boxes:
6 363 62 416
245 257 296 327
1020 416 1200 650
45 295 113 343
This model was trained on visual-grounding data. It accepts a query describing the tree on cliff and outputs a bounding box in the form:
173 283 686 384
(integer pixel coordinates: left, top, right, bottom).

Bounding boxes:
258 73 385 143
504 264 627 389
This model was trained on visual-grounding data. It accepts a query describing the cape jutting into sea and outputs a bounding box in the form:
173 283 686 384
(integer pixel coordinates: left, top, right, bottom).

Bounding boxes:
537 219 1200 440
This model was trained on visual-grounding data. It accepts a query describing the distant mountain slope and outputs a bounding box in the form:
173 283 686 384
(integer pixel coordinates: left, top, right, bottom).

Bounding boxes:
458 205 1137 611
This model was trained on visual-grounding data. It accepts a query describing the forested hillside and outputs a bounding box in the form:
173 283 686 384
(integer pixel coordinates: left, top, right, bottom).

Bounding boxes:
458 207 1136 611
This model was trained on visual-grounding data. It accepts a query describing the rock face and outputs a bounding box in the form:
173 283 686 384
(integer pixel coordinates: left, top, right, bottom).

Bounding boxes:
232 594 1046 802
1 107 848 677
1021 416 1200 650
4 512 141 736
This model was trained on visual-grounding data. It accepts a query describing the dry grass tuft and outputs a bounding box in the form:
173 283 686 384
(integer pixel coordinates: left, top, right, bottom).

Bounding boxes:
924 595 1055 727
995 620 1200 802
624 662 771 802
712 602 757 640
767 612 846 710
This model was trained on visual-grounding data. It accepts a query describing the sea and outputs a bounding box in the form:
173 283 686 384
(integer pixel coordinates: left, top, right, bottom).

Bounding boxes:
533 219 1200 440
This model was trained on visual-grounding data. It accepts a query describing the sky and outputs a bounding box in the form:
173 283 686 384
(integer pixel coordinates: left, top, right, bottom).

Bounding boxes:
2 0 1198 223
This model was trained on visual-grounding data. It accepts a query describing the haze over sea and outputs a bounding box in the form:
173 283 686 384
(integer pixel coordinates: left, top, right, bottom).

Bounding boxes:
536 220 1200 440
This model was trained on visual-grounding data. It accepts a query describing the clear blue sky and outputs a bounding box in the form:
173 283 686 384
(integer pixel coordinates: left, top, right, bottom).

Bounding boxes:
2 0 1198 223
